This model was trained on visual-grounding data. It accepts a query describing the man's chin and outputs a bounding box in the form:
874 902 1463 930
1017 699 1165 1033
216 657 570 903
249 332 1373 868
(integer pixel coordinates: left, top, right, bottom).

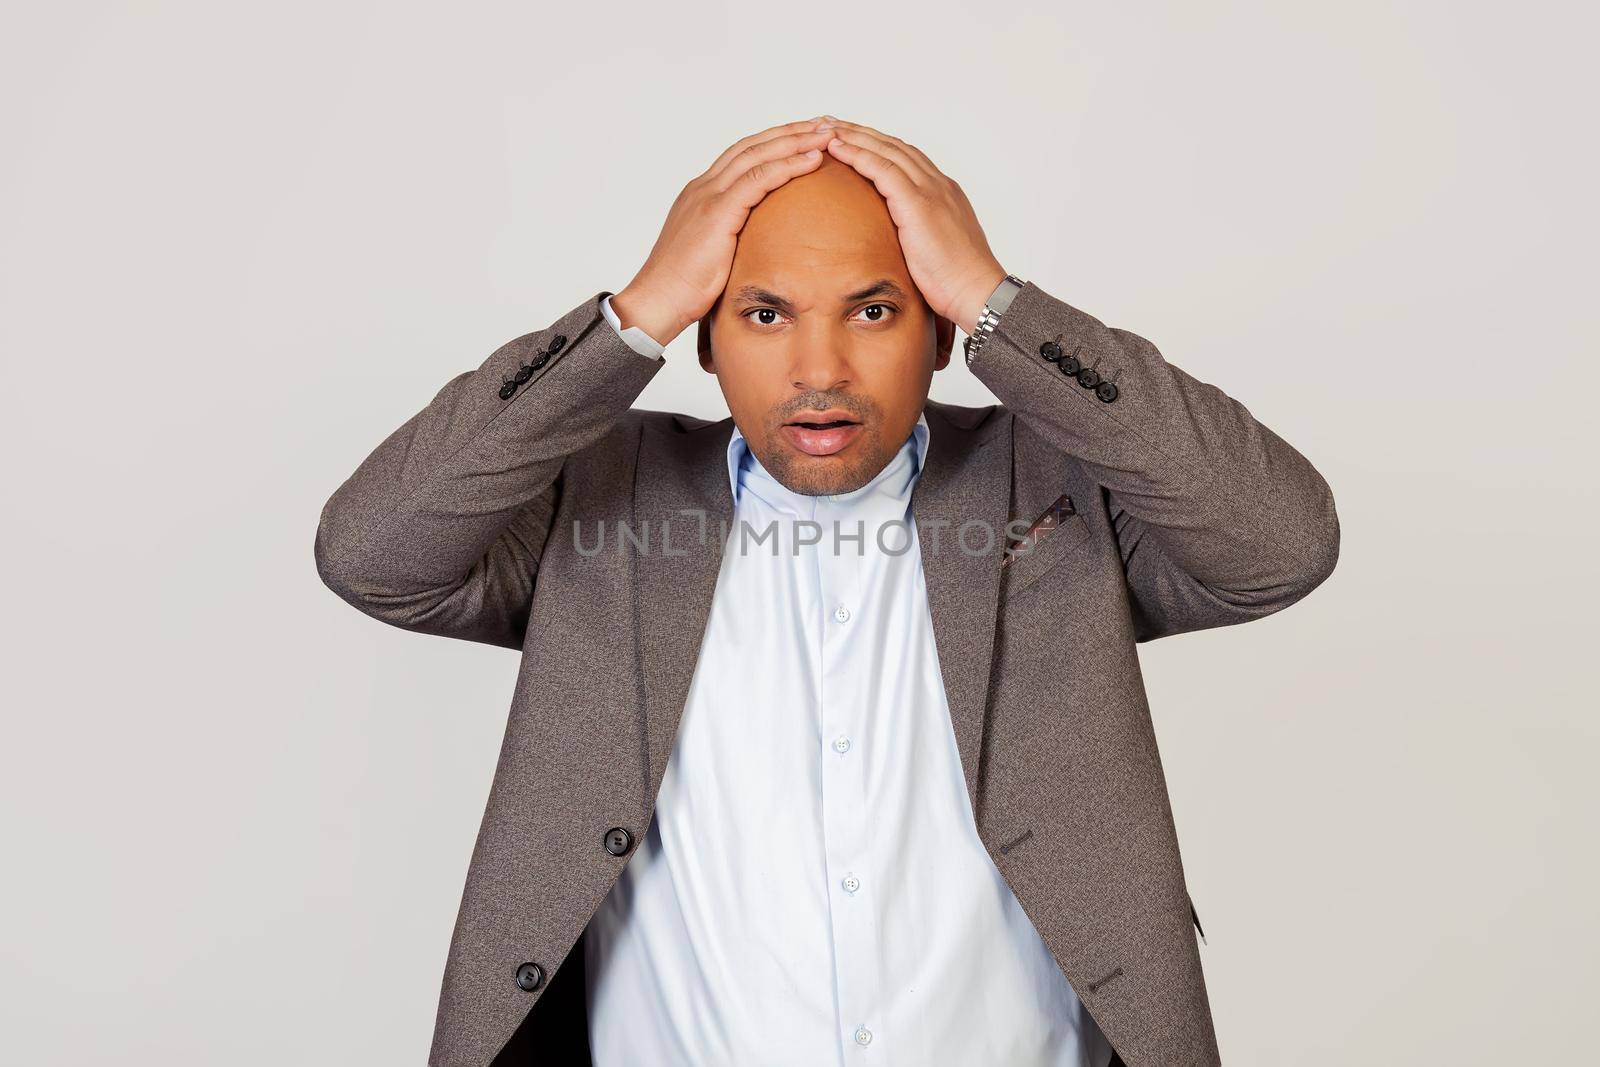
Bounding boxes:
771 451 878 497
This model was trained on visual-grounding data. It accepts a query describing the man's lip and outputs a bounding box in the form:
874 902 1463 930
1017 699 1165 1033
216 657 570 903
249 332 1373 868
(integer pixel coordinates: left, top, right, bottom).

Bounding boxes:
781 421 862 457
784 409 859 426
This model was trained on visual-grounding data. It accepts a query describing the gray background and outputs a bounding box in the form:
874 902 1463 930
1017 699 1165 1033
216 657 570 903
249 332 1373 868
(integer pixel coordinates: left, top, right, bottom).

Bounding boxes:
3 1 1594 1062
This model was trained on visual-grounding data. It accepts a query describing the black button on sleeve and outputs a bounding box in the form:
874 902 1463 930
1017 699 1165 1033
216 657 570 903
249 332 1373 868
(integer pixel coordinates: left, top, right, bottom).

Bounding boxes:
1039 340 1063 362
515 962 545 992
498 381 517 400
1096 381 1119 403
531 350 550 370
1076 367 1100 389
547 334 567 355
512 365 533 383
1058 353 1081 376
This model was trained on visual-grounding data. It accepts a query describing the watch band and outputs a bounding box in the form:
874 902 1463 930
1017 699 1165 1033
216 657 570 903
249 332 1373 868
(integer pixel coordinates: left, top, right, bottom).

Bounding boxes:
963 273 1026 367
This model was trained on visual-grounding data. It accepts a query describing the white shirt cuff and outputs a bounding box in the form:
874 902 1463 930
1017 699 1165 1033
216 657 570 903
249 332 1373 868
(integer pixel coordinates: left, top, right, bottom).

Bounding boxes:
600 293 667 361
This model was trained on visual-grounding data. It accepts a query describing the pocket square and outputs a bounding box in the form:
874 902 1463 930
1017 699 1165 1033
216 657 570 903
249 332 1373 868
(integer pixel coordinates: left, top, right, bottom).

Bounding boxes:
1003 494 1076 567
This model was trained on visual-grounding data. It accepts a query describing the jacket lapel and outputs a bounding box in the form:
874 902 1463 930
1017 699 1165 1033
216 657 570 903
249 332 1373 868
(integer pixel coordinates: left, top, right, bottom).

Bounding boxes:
631 404 1014 825
913 402 1013 822
634 416 736 807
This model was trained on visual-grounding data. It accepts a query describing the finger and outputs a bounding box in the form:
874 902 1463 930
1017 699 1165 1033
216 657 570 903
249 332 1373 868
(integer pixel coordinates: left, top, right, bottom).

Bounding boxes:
823 126 933 187
704 119 829 183
825 120 939 178
818 119 942 178
711 117 823 166
824 137 922 202
723 147 828 211
710 127 835 193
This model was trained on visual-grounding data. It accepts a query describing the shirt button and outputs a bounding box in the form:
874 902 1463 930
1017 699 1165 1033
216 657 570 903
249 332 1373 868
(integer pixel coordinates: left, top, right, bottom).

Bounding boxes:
833 604 851 623
832 735 851 754
842 875 861 893
854 1026 873 1046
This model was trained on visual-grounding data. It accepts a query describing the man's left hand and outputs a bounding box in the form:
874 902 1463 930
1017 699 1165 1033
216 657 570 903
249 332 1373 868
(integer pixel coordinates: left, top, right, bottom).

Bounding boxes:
819 116 1008 336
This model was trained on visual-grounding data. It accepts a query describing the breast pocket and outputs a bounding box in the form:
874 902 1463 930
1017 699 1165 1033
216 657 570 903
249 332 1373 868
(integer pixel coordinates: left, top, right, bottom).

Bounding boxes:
1002 508 1094 600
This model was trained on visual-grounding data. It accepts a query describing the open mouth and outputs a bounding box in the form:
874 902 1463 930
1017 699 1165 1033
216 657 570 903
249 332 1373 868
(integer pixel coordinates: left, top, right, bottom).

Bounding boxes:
784 408 860 429
781 411 863 457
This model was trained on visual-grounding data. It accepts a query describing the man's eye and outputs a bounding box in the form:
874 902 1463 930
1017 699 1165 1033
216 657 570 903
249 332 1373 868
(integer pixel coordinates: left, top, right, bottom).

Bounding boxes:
740 304 897 327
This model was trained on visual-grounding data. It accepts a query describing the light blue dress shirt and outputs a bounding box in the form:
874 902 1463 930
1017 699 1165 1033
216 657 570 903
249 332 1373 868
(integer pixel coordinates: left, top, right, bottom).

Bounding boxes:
585 294 1113 1066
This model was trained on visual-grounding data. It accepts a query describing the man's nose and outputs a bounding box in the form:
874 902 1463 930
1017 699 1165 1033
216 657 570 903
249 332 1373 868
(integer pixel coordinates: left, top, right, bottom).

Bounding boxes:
788 341 851 394
784 327 851 395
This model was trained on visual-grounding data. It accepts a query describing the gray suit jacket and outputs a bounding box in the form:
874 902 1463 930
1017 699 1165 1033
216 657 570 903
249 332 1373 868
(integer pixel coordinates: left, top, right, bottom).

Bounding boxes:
314 281 1340 1066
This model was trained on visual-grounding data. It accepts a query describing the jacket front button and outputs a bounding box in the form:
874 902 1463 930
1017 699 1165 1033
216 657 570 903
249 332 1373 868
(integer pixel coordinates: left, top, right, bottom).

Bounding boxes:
1039 340 1063 362
1076 367 1101 389
604 826 634 856
497 381 517 400
1096 380 1119 403
515 962 545 992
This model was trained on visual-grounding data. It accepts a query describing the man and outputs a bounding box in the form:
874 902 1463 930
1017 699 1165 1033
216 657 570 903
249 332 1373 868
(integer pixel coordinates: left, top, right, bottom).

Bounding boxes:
315 115 1340 1067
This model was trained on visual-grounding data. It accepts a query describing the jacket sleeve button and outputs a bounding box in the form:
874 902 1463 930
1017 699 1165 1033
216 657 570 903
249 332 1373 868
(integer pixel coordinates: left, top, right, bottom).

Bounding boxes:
512 364 533 383
1096 381 1119 403
498 381 518 400
1039 340 1063 362
1058 352 1081 376
547 334 567 354
531 350 550 370
515 962 545 992
1076 367 1101 389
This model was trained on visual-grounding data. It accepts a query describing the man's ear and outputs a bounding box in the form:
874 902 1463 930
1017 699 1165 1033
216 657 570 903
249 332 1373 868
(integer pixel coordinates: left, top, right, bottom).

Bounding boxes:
696 311 715 372
932 312 957 371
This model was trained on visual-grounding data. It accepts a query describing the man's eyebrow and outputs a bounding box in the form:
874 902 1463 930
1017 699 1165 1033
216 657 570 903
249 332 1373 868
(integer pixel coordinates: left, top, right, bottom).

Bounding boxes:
732 279 908 314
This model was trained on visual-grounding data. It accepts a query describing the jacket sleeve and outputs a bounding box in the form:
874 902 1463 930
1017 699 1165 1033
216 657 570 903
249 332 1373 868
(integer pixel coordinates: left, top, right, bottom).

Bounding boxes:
969 281 1340 642
313 289 665 650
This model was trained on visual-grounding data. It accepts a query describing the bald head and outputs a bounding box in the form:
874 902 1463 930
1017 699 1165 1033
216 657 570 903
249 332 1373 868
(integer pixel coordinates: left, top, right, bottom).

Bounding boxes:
697 154 957 496
740 154 902 275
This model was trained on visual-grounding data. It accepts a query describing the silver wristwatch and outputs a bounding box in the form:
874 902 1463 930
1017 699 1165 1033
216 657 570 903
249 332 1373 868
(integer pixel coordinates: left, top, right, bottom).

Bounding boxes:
963 273 1027 367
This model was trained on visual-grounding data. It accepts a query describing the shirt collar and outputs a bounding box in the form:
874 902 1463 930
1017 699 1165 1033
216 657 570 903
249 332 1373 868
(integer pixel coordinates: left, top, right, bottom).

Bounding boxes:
726 411 931 514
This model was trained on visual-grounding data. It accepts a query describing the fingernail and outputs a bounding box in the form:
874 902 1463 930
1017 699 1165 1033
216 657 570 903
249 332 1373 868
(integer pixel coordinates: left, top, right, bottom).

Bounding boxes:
804 149 820 158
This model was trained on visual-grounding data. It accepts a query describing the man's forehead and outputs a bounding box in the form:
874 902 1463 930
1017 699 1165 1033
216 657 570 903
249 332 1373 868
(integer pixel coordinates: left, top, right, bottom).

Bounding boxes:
727 276 910 309
723 156 912 304
737 206 900 256
727 223 911 298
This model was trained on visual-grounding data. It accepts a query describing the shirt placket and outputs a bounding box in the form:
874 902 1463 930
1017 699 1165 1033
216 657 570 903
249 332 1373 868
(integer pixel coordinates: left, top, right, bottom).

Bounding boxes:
814 499 886 1061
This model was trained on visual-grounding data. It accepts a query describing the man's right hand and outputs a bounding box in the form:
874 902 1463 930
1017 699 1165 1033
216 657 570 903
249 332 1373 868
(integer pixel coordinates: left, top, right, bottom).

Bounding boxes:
610 117 838 348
